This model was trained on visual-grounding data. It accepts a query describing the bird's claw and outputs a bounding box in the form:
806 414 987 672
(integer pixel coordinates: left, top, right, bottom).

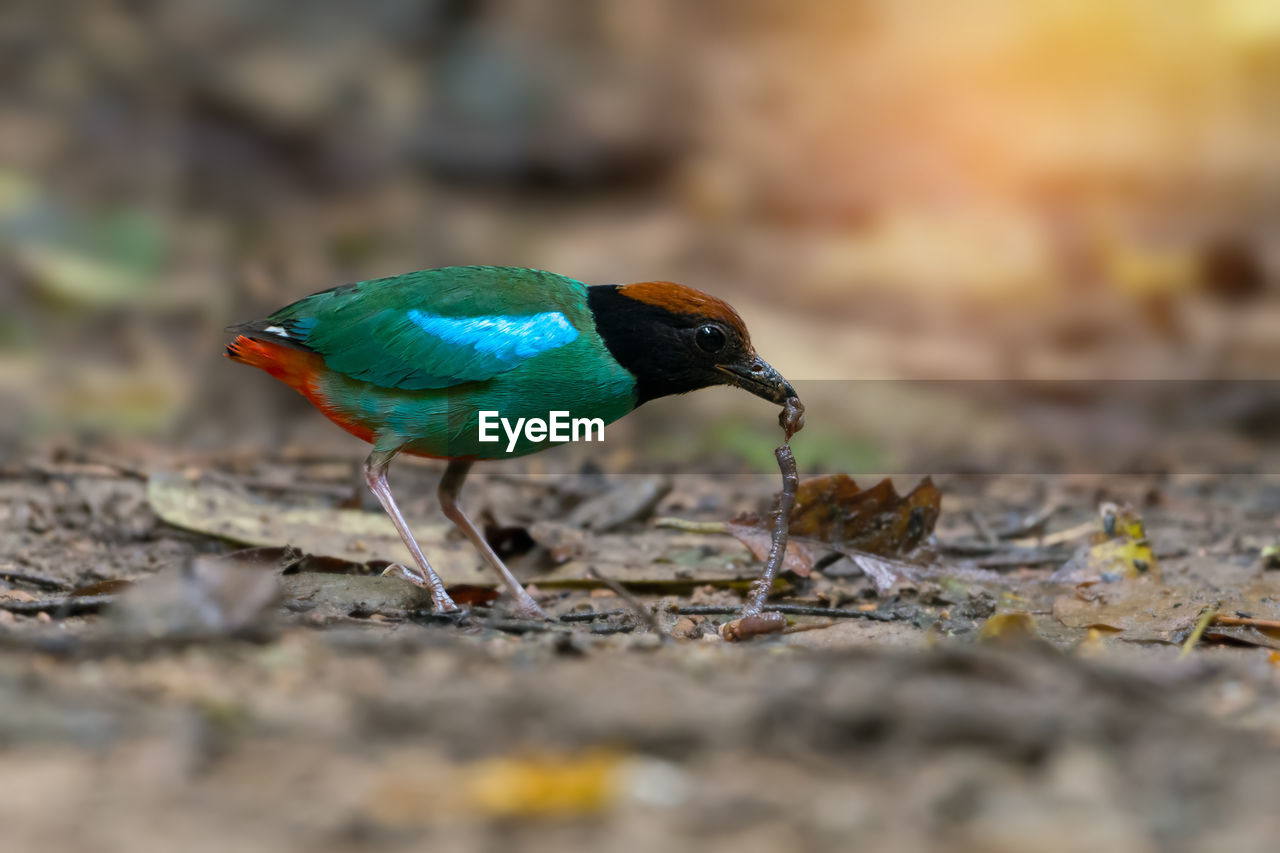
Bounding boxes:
381 563 459 613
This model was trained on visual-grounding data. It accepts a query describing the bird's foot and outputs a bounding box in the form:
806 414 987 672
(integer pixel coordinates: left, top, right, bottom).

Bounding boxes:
508 590 551 621
381 563 459 613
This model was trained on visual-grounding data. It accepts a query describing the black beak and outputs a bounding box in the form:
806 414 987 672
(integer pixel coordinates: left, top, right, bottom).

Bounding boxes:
717 355 796 405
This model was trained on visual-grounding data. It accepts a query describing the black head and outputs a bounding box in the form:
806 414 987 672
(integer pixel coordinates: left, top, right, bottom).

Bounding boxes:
587 281 796 406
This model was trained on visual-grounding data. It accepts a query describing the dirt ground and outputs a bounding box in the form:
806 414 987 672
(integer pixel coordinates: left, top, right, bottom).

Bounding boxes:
3 444 1280 853
4 3 1280 850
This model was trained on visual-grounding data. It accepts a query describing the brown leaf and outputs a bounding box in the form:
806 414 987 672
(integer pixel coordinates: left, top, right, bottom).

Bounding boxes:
725 474 941 579
446 584 501 606
70 579 134 597
724 523 817 577
147 472 486 583
788 474 941 554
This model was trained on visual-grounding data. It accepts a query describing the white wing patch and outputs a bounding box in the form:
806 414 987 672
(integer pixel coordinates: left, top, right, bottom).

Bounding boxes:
263 325 290 338
405 309 579 362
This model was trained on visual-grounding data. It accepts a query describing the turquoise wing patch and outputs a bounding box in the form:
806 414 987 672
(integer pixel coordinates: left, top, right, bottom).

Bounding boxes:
261 266 592 391
405 309 578 361
308 308 580 390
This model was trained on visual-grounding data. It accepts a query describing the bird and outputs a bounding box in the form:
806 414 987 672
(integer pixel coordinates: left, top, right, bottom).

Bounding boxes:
226 265 796 618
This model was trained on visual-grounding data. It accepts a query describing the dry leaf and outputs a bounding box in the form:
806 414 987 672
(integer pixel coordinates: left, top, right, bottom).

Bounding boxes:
147 472 487 583
788 474 941 554
725 474 942 580
723 523 817 577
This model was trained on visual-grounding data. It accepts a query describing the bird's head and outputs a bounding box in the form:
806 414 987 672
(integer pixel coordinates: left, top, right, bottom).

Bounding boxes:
587 281 796 406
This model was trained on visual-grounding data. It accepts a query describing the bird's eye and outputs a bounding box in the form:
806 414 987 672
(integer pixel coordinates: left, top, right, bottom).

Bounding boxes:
695 324 727 354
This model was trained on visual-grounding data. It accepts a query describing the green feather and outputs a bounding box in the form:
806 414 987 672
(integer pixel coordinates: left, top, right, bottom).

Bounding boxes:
269 266 595 391
264 266 638 459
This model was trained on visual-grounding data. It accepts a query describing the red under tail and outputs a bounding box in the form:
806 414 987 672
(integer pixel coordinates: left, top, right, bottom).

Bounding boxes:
225 335 323 395
226 335 378 445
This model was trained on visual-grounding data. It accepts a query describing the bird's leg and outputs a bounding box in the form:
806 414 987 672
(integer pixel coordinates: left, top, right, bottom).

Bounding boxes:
438 460 549 619
364 449 458 613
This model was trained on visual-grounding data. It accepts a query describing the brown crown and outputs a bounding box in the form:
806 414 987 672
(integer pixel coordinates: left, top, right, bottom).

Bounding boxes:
618 281 750 340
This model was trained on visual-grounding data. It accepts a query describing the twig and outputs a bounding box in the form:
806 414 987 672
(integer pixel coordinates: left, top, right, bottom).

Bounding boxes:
404 607 580 636
0 595 118 616
680 603 893 620
653 517 729 534
559 609 627 623
587 568 663 634
967 551 1070 569
937 539 1007 556
1180 603 1220 659
484 618 572 635
0 567 71 592
559 603 894 622
996 504 1058 540
1009 519 1097 548
967 510 999 546
1211 614 1280 631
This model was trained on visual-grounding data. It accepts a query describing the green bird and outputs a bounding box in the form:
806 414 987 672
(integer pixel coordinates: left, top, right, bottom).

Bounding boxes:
227 265 796 617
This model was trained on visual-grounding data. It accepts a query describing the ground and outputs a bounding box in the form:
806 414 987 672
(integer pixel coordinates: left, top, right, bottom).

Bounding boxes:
3 3 1280 849
3 445 1280 853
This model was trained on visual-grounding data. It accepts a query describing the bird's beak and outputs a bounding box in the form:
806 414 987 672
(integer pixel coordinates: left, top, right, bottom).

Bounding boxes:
717 355 796 405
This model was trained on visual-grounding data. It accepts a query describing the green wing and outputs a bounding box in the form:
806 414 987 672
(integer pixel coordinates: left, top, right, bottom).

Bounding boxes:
243 266 592 391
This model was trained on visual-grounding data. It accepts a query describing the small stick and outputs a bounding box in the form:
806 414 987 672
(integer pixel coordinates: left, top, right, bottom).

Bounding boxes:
1180 603 1220 659
0 567 71 592
681 603 889 620
653 518 729 534
1211 614 1280 631
587 568 663 635
996 504 1058 540
0 595 118 616
1009 519 1097 548
967 510 999 546
561 603 893 622
485 618 572 635
968 552 1070 569
559 608 627 623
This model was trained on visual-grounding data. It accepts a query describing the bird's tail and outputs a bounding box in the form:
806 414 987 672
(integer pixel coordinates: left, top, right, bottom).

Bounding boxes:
225 334 321 395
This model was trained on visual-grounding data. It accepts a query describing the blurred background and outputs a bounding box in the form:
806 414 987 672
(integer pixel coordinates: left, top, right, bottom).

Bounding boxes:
2 0 1279 476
